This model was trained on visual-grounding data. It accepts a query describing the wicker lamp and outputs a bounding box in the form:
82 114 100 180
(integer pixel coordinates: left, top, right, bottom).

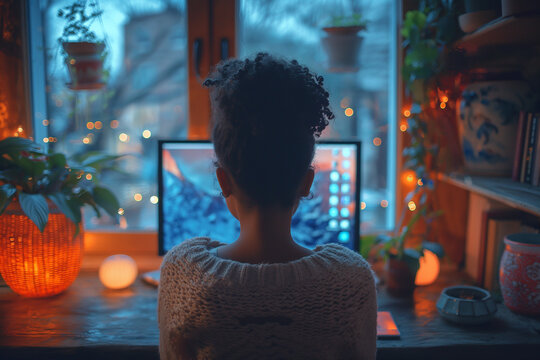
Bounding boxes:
0 200 83 297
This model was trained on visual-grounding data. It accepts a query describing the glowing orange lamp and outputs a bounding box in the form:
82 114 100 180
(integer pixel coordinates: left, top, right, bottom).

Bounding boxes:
415 249 440 286
99 255 138 290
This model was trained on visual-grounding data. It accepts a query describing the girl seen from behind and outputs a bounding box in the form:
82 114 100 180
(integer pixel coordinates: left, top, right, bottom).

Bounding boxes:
158 53 377 360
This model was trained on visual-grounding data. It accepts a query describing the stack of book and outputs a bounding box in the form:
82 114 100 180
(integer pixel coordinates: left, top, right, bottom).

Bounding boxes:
513 112 540 185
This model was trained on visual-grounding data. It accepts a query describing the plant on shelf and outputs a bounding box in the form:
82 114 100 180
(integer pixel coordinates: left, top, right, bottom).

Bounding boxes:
58 0 108 90
321 13 368 72
398 0 464 264
0 137 120 297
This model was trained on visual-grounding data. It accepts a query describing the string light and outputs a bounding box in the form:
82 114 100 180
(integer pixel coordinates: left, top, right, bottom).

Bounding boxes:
42 119 49 126
110 120 119 129
403 109 411 117
134 193 142 201
43 137 49 143
373 137 382 146
408 201 417 211
95 121 103 129
142 129 151 138
417 179 424 186
360 202 366 210
69 58 76 65
150 196 159 204
87 122 94 130
82 137 91 144
441 95 449 103
17 127 23 133
400 122 408 132
380 200 388 208
440 102 447 109
118 208 125 216
119 133 129 142
344 108 354 117
402 170 416 185
85 174 93 180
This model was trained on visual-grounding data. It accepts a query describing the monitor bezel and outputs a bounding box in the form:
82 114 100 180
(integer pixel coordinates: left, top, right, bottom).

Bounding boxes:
158 139 361 255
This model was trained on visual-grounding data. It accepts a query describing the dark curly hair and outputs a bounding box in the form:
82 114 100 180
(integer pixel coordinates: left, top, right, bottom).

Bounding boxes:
203 53 334 208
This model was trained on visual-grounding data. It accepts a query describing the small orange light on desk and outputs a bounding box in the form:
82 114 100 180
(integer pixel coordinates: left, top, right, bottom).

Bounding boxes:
415 249 440 286
99 255 138 290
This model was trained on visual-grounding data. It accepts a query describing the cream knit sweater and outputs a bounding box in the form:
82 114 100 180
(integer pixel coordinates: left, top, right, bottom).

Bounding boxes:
158 237 377 360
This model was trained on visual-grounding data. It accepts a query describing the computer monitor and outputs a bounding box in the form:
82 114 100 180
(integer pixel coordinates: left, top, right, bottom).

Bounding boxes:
158 140 361 255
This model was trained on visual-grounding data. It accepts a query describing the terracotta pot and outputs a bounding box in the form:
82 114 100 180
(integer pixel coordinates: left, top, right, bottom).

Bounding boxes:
321 26 364 73
499 233 540 315
62 41 106 90
0 200 83 297
385 257 416 297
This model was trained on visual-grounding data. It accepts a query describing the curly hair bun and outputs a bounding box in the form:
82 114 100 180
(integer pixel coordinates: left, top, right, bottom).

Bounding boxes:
204 53 334 208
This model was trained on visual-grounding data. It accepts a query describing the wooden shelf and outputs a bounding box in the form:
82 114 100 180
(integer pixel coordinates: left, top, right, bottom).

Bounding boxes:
438 173 540 217
455 14 540 51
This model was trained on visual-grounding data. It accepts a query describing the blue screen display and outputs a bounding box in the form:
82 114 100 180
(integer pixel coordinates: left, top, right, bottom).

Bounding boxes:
160 142 358 253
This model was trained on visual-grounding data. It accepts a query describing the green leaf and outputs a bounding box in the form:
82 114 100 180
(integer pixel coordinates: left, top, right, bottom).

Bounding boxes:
0 137 41 154
93 186 119 223
18 192 49 232
47 192 80 224
0 184 16 214
48 153 67 169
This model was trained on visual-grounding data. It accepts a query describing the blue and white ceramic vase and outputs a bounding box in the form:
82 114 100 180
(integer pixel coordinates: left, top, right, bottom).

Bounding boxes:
458 80 534 176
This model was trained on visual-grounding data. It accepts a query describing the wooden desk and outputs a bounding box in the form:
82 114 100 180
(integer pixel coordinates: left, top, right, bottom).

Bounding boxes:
1 268 539 359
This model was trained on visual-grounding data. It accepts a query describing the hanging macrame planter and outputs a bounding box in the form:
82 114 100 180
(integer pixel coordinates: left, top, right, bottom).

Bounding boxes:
321 25 365 73
63 41 106 90
58 0 108 90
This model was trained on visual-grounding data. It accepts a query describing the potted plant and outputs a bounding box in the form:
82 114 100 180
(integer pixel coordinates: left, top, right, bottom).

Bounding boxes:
58 0 107 90
321 14 367 72
374 204 444 297
0 137 120 297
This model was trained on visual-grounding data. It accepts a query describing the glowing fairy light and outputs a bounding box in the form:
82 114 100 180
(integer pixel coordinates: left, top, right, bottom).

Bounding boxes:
344 108 354 117
417 179 424 186
150 195 159 204
82 137 90 144
400 123 407 132
440 102 447 109
119 133 129 142
403 109 411 117
42 119 49 126
118 208 125 216
360 202 366 210
380 200 389 208
95 121 103 129
408 201 417 211
17 127 23 133
134 193 142 202
43 137 49 143
142 130 152 139
373 137 382 146
87 122 94 130
85 173 93 181
110 120 119 128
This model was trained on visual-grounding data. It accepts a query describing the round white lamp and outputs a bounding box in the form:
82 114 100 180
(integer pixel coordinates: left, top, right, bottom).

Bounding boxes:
99 255 138 289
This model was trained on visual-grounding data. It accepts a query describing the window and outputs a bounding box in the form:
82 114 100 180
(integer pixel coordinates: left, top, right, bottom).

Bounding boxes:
37 0 188 230
31 0 396 233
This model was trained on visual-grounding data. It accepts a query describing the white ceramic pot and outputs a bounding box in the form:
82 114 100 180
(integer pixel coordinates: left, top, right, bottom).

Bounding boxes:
458 80 534 176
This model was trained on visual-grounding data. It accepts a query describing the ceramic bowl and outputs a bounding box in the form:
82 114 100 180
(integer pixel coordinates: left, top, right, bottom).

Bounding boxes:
436 285 497 325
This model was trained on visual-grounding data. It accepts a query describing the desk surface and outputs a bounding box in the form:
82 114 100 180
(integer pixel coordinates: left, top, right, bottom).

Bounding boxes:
1 267 539 360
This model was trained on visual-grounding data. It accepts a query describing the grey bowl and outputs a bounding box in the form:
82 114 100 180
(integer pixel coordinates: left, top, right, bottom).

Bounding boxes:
436 285 497 325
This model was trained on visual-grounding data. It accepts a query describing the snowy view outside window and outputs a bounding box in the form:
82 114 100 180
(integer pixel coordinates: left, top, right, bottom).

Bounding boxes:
37 0 395 232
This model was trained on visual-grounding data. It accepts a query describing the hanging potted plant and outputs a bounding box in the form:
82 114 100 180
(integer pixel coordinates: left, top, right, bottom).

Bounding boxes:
0 137 120 297
374 205 444 297
58 0 108 90
321 13 367 72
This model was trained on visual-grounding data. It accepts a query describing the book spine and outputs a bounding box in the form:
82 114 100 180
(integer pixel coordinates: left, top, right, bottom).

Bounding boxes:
520 114 533 183
533 113 540 186
512 111 526 181
525 115 538 184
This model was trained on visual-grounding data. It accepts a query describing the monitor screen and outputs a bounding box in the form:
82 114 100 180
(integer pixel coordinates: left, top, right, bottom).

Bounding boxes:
158 140 360 254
